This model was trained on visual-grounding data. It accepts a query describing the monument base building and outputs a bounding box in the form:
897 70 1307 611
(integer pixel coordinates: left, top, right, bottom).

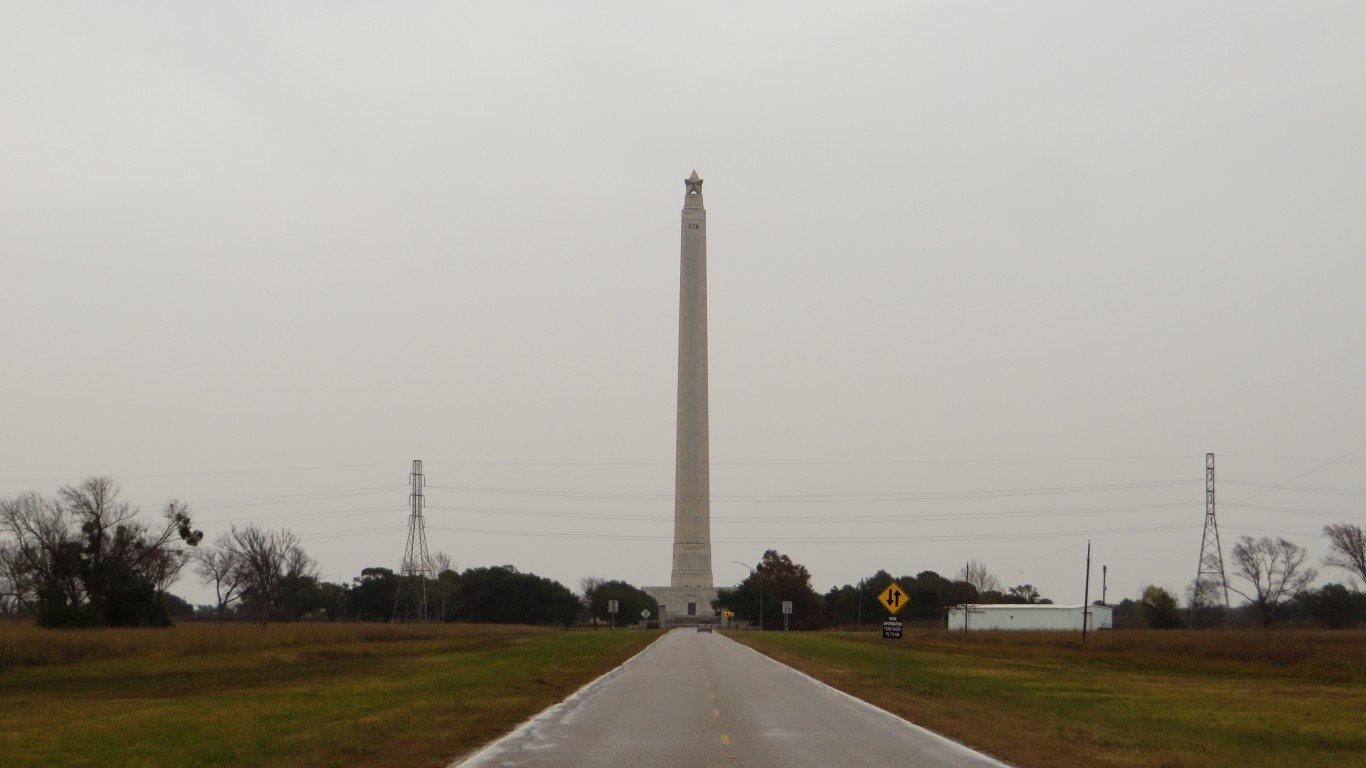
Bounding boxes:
645 586 719 626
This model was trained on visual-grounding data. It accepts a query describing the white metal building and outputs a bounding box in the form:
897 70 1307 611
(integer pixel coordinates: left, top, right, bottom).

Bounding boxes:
946 604 1113 631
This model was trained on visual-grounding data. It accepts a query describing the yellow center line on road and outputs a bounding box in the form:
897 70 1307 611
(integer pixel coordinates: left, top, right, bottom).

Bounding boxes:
721 735 731 746
713 708 720 718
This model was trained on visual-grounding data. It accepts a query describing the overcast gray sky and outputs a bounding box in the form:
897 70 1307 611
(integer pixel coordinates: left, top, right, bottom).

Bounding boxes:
4 2 1365 610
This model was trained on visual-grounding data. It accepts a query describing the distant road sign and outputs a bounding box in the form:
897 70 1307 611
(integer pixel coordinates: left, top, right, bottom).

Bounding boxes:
722 609 734 618
782 601 793 614
608 600 619 614
877 583 907 615
882 620 904 640
641 609 651 619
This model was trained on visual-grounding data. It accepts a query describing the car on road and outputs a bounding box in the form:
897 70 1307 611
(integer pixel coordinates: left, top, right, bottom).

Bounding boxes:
696 620 713 633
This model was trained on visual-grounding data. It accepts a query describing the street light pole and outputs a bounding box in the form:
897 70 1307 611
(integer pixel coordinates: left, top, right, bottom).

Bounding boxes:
733 561 763 631
857 578 864 633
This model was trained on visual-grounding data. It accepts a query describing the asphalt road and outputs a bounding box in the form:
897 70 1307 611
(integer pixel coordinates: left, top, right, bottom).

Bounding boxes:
451 628 1010 768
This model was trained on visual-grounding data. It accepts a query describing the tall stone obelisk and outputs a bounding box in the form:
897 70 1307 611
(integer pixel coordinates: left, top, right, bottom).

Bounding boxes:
645 171 717 624
672 170 713 589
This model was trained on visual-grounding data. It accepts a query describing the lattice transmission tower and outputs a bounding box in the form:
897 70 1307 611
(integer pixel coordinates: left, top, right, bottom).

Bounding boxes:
393 459 437 623
1193 452 1232 628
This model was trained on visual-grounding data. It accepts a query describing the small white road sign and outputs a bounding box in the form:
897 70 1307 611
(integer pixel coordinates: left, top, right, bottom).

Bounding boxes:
782 601 793 614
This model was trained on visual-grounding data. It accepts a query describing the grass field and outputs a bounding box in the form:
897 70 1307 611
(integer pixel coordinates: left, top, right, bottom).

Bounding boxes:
727 628 1366 768
6 623 1363 767
0 622 658 768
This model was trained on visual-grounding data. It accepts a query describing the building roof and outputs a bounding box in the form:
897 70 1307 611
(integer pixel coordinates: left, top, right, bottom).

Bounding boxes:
954 604 1108 610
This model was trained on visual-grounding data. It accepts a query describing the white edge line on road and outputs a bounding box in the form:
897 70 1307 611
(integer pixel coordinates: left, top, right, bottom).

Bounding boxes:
721 632 1015 768
445 631 672 768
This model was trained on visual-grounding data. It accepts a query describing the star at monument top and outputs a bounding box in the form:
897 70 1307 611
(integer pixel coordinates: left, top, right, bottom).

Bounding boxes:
685 170 703 196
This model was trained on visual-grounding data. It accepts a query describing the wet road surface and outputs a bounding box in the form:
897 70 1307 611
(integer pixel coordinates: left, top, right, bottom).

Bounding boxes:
451 628 1009 768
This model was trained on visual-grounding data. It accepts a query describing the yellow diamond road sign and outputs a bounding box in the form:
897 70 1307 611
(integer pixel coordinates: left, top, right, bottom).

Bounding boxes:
878 582 907 615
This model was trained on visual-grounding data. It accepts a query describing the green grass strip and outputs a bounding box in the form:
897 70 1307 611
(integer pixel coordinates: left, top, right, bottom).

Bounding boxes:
0 624 658 768
728 629 1366 768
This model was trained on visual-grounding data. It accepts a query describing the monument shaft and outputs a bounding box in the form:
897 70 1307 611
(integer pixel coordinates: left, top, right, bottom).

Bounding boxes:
673 171 712 588
645 171 717 623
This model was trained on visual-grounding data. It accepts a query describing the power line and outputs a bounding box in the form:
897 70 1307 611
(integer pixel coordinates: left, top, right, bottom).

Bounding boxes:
422 522 1197 545
422 455 1199 466
132 485 405 510
301 525 408 542
1223 524 1321 539
1221 480 1366 497
0 455 1223 487
1225 441 1366 507
1222 455 1366 464
423 501 1194 525
425 478 1198 503
1224 502 1366 520
196 505 407 530
39 462 404 483
273 521 1200 546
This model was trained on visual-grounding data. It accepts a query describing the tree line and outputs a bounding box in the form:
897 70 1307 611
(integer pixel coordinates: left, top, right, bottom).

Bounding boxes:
0 477 661 628
4 477 1365 630
1122 529 1366 630
717 551 1057 631
720 538 1366 631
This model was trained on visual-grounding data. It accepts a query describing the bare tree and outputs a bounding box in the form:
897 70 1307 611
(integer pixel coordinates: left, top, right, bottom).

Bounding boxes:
0 541 36 621
431 550 457 621
145 500 196 594
1185 577 1226 629
1230 535 1318 627
580 577 605 628
278 542 320 620
1 479 201 627
1322 523 1366 589
961 560 1002 596
432 551 454 575
194 544 246 622
0 492 79 612
224 525 315 626
579 576 604 596
53 479 201 617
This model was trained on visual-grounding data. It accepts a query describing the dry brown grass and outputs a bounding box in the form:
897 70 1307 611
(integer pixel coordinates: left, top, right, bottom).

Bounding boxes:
0 622 656 768
0 620 554 669
920 628 1366 682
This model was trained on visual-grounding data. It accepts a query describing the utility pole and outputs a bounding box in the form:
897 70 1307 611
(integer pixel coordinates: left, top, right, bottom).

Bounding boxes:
1082 540 1092 642
393 460 437 623
856 578 863 632
1102 565 1108 606
1194 452 1232 629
